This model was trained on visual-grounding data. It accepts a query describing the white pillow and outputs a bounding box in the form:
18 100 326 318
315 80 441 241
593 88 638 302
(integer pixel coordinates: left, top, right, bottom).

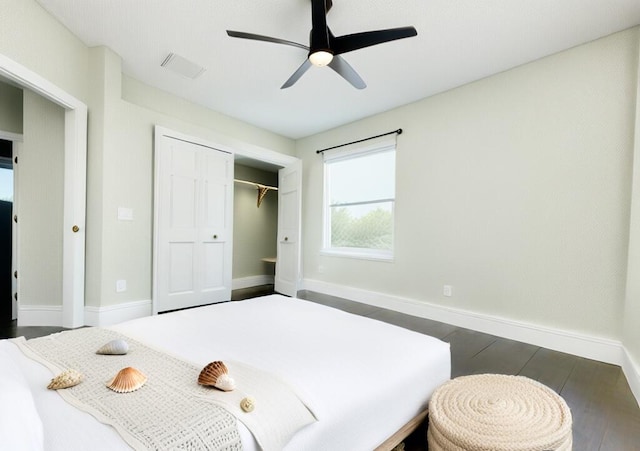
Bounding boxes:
0 342 45 451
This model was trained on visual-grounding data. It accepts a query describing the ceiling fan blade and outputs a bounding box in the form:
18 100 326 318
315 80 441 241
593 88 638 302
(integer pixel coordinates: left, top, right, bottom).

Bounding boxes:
281 59 313 89
331 26 417 55
226 30 309 51
328 56 366 89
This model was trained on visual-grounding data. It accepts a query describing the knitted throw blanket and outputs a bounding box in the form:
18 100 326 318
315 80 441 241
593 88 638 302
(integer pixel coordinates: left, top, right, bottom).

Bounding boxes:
14 328 316 451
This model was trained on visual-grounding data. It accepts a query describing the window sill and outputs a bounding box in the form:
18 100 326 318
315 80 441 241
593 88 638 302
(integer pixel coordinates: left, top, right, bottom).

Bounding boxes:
320 248 394 262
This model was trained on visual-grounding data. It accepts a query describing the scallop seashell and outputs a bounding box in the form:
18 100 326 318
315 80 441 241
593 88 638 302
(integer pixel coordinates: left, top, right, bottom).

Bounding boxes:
198 361 236 391
47 369 83 390
106 367 147 393
96 339 129 355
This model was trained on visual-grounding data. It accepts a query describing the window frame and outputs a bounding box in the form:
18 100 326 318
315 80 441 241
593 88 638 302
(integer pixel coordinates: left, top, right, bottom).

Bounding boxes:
321 139 396 261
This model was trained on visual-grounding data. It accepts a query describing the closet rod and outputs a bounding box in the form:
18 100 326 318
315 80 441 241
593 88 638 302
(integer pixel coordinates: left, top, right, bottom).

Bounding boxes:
315 128 402 154
234 179 278 191
234 179 278 207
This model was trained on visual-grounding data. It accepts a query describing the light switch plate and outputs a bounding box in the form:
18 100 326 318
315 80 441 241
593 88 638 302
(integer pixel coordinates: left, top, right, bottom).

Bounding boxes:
116 279 127 292
117 207 133 221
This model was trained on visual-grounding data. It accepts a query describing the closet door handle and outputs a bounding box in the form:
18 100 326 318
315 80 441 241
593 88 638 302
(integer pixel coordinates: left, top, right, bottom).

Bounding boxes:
213 234 218 240
284 236 289 241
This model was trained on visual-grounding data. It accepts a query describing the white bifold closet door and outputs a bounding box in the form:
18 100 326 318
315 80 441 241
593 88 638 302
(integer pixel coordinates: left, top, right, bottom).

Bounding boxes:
156 136 233 313
275 160 301 297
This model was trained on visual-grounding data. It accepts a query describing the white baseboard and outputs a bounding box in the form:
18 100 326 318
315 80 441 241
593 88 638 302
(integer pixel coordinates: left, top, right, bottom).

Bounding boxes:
302 279 624 366
17 305 63 327
622 350 640 408
232 275 274 290
303 278 640 408
84 299 152 327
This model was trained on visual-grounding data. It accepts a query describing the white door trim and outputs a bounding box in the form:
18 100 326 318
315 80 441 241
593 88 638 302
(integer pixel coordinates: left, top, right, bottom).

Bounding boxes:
0 53 87 328
0 131 23 142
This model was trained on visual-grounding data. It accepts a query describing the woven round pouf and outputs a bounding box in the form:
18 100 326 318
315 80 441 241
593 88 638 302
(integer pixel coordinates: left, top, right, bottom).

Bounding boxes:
427 374 572 451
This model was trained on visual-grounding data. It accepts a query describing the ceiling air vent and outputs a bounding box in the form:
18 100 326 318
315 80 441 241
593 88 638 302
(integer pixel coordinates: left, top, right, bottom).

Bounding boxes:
160 53 206 79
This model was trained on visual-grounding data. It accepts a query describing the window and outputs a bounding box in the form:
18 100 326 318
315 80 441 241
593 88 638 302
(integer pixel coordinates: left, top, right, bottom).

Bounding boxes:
0 165 13 203
323 141 395 260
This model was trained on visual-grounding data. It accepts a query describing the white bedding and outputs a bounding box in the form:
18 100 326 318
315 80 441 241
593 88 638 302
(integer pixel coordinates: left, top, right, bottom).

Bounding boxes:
1 295 450 450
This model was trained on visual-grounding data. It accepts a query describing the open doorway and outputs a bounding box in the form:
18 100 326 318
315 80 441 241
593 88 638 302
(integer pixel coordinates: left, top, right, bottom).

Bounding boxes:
0 139 13 323
232 156 280 300
1 54 87 328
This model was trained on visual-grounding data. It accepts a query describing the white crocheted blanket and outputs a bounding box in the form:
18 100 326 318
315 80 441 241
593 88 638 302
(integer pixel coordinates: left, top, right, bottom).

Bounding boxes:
13 328 316 451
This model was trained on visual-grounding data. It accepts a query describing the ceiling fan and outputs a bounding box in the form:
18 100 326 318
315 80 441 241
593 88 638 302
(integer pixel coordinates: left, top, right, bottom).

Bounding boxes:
226 0 417 89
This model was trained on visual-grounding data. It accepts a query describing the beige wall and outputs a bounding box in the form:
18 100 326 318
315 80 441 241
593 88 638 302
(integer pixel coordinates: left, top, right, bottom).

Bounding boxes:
624 39 640 376
19 90 64 306
297 28 639 342
122 78 294 156
233 164 278 280
0 0 89 103
0 81 23 134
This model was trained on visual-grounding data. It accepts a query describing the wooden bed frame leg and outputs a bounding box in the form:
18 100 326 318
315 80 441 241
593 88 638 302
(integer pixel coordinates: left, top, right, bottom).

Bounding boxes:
374 409 429 451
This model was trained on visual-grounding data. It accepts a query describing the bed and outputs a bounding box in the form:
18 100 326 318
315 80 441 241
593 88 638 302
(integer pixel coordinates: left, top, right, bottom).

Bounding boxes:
0 294 450 450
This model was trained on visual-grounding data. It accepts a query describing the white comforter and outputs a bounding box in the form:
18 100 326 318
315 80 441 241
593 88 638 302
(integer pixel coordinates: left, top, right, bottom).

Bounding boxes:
1 295 450 450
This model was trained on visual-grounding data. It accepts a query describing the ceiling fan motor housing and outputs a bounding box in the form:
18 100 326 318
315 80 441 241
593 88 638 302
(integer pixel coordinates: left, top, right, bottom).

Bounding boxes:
309 0 333 60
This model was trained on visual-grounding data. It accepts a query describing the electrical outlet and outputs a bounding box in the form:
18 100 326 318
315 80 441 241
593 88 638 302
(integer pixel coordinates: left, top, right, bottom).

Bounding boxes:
443 285 452 297
116 279 127 293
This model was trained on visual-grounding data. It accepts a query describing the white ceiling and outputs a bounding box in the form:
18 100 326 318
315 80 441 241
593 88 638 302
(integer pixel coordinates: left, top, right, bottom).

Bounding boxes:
35 0 640 139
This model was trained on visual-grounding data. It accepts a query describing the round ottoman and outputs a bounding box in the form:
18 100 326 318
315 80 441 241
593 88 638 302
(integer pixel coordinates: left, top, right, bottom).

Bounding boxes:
427 374 572 451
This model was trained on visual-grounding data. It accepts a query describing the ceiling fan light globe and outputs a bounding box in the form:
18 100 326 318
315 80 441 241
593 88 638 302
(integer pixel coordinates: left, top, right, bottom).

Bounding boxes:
309 50 334 67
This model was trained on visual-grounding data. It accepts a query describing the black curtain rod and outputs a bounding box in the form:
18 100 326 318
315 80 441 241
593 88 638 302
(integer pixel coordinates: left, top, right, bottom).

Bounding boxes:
316 128 403 154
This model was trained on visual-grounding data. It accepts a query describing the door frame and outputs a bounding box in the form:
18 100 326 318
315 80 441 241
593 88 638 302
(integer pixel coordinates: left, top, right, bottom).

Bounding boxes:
0 53 87 328
153 126 301 312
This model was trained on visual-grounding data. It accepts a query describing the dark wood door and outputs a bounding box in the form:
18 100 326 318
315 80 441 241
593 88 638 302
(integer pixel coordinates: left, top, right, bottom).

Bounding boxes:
0 139 13 323
0 201 11 322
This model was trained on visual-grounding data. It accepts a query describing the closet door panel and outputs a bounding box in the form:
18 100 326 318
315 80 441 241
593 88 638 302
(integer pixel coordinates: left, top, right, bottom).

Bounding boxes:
155 134 233 313
170 176 197 229
202 242 225 290
203 182 228 230
275 161 301 297
198 148 233 302
169 243 195 293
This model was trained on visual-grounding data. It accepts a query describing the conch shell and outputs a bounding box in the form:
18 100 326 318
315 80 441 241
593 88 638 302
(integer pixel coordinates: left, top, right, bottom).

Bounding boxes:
106 367 147 393
198 361 236 391
47 369 83 390
96 339 129 355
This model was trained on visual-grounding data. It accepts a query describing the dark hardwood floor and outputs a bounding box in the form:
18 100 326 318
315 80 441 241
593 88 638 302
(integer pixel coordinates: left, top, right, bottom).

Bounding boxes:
0 322 67 340
2 286 639 450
